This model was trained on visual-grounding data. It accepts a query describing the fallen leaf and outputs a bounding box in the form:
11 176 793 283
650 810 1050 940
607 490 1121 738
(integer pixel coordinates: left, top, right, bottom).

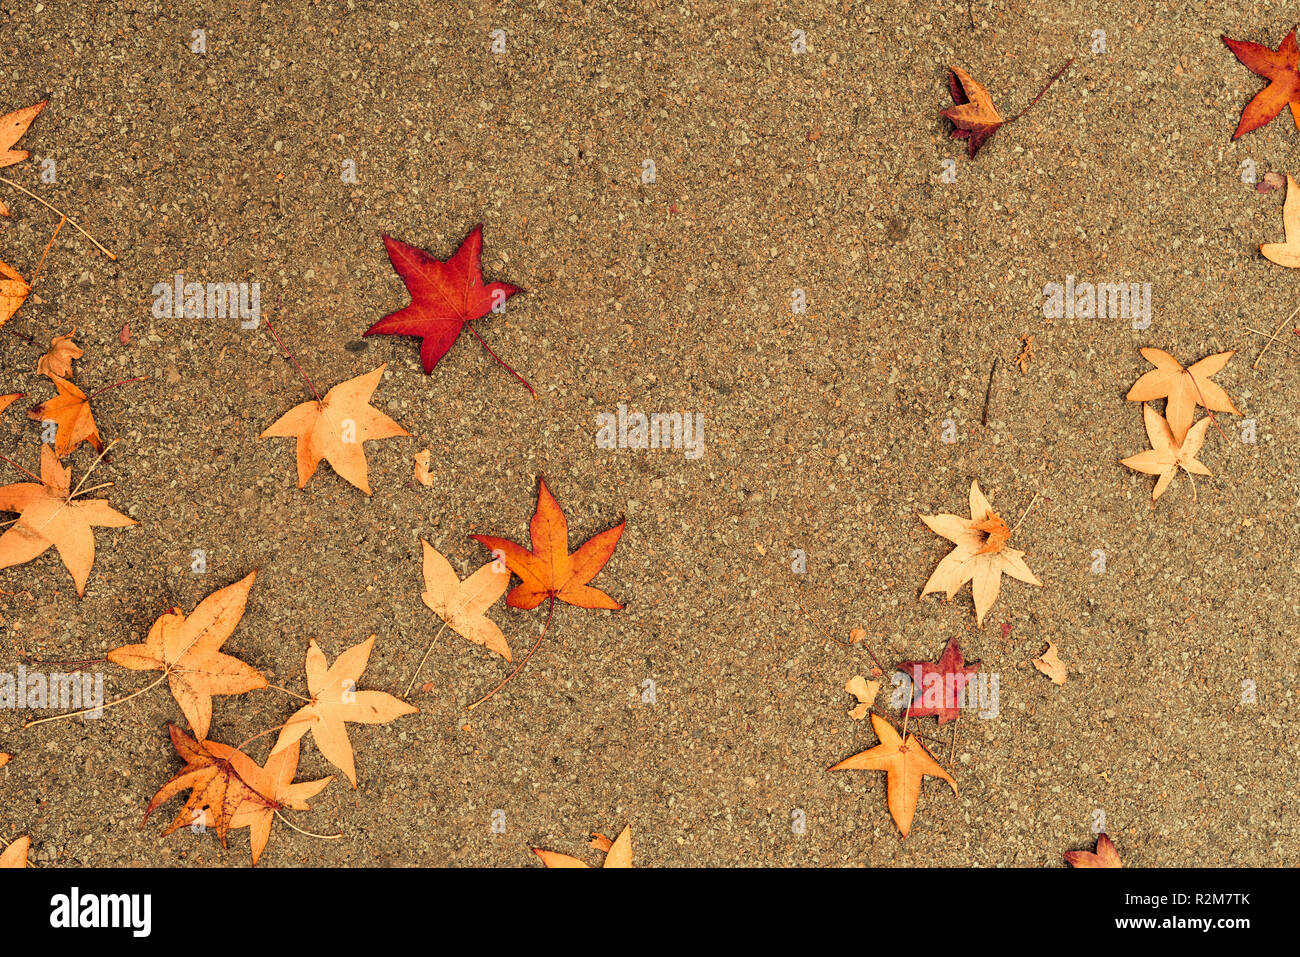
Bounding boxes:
919 480 1041 627
35 328 82 380
472 477 625 610
0 753 8 767
828 711 957 838
1256 170 1288 192
0 393 21 416
848 627 866 644
534 823 633 867
119 324 130 345
1222 29 1300 139
270 635 419 787
0 443 137 595
1016 334 1035 374
420 540 511 661
943 66 1004 158
364 224 521 375
0 835 30 868
413 448 433 486
106 571 266 740
1120 404 1212 501
27 374 103 458
1065 832 1122 868
1261 172 1300 267
845 674 880 720
1032 640 1067 685
145 724 270 846
896 637 980 725
1125 348 1240 444
226 741 333 866
0 258 30 328
260 364 410 495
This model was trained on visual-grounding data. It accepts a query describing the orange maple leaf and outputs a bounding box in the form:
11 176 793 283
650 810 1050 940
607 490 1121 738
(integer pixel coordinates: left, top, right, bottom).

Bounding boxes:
35 328 82 379
1125 348 1240 445
471 477 625 610
27 375 103 458
828 711 957 838
0 258 30 328
260 364 410 495
0 443 136 595
225 741 333 866
0 835 30 868
534 824 633 868
145 724 271 846
107 571 267 739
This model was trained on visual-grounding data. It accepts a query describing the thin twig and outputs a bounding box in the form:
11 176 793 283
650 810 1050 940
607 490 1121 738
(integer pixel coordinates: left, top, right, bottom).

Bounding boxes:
464 322 537 399
466 594 555 711
27 215 66 290
1252 304 1300 369
981 356 998 426
0 176 115 260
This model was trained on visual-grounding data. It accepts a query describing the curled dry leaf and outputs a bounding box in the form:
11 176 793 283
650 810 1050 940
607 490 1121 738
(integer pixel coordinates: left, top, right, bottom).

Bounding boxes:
943 66 1004 158
472 477 625 610
36 328 82 380
107 571 266 739
828 711 957 839
0 835 30 868
0 258 30 328
420 540 511 661
260 364 410 496
27 374 103 457
270 635 418 787
146 724 265 846
534 823 632 868
1120 405 1212 502
1065 832 1122 868
413 448 433 487
0 443 137 595
1125 348 1240 445
1032 641 1067 685
1260 172 1300 268
919 480 1041 628
845 675 879 721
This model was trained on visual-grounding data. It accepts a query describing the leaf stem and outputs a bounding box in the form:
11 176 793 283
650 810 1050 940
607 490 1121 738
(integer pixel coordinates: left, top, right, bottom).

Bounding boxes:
86 376 147 401
1007 58 1074 124
466 594 555 711
24 672 166 729
465 322 537 399
264 317 322 402
0 176 116 260
274 809 342 840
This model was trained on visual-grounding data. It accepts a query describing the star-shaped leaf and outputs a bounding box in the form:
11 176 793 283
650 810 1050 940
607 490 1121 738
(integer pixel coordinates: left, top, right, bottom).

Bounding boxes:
1124 348 1240 445
145 724 271 846
107 571 266 739
364 224 522 376
0 258 29 327
270 635 418 787
828 712 957 838
943 66 1004 158
472 477 625 610
1065 832 1123 868
420 540 511 661
1120 404 1212 502
533 824 633 868
919 480 1041 628
226 741 333 866
1223 28 1300 139
260 364 410 495
0 100 46 169
896 637 980 725
27 374 102 458
0 443 137 596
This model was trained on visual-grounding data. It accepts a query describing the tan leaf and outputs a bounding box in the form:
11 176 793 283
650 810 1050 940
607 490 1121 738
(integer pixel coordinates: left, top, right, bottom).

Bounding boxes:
1261 173 1300 268
1032 641 1067 685
260 364 410 495
919 480 1041 627
1125 348 1240 445
106 572 266 739
270 635 419 787
845 674 880 720
36 328 82 379
419 540 511 661
1120 405 1212 502
413 448 433 486
0 835 30 868
0 258 30 328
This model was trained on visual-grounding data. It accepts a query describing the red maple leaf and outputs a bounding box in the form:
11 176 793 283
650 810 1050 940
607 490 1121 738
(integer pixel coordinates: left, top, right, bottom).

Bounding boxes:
1223 28 1300 139
364 224 533 394
896 637 980 724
